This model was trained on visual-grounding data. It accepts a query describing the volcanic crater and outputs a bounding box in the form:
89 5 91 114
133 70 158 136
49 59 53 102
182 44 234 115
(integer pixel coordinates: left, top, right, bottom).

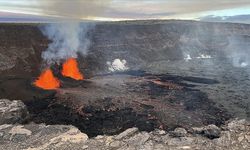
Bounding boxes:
1 20 250 137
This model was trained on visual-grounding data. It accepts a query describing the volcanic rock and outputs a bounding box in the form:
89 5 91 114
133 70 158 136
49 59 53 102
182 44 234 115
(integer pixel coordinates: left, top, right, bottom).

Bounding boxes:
192 124 221 139
125 132 151 146
167 137 194 146
0 99 29 124
203 124 221 139
227 119 247 131
0 124 88 150
0 119 250 149
171 127 188 137
114 127 138 140
152 129 166 135
192 126 204 134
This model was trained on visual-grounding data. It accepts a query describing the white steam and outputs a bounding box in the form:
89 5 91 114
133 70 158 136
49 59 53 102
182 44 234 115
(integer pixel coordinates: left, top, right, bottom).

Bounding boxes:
226 36 250 68
184 54 192 61
197 54 212 59
38 0 111 65
179 25 249 69
41 22 93 64
107 59 129 72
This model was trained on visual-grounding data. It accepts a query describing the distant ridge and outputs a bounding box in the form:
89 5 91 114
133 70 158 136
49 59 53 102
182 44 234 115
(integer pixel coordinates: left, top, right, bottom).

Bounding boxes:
199 15 250 24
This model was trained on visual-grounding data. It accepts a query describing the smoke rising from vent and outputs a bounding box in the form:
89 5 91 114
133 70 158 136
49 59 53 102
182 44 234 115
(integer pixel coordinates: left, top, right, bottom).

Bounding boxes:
177 23 250 71
226 36 250 68
40 22 93 64
38 1 112 65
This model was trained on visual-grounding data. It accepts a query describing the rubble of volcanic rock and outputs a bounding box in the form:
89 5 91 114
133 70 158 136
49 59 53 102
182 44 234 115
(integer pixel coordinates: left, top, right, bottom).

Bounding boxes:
0 99 29 124
0 99 250 150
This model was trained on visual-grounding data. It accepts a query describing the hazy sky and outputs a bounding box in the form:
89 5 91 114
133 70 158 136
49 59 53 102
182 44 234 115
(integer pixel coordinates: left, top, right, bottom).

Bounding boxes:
0 0 250 21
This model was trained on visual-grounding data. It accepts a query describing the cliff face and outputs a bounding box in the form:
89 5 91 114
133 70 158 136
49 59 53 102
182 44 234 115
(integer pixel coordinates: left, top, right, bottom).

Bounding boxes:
0 24 47 75
1 21 250 76
88 21 250 72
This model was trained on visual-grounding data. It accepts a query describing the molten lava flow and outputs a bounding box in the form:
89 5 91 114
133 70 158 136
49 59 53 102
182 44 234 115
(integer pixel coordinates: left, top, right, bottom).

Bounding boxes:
62 58 84 80
34 68 60 90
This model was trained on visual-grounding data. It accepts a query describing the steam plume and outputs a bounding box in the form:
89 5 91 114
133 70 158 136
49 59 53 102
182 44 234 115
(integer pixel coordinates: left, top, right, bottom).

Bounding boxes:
39 1 112 64
41 22 92 64
226 36 250 68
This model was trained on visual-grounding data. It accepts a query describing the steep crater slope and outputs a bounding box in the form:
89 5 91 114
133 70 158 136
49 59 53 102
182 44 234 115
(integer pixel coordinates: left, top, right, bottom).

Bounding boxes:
1 21 250 80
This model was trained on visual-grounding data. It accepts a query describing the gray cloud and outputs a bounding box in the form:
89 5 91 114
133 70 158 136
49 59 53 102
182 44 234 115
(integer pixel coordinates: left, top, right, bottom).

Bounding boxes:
0 0 250 20
39 0 112 19
107 0 250 19
199 15 250 24
104 8 175 19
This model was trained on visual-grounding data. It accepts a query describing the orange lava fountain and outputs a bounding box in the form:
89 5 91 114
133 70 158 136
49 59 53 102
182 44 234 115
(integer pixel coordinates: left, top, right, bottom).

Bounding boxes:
34 68 60 90
61 58 84 80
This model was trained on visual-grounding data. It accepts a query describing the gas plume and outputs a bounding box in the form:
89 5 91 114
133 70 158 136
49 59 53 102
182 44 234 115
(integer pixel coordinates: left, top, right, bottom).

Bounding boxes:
39 0 112 64
40 22 92 64
34 1 112 89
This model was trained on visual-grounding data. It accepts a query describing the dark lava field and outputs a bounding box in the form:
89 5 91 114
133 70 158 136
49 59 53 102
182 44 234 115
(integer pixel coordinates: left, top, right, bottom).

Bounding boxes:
0 20 250 136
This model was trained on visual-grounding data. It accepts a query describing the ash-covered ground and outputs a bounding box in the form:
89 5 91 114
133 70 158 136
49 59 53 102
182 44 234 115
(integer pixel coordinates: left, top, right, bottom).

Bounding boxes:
0 20 250 137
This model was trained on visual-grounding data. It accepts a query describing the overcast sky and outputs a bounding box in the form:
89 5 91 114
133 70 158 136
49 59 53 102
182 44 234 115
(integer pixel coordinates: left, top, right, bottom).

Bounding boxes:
0 0 250 21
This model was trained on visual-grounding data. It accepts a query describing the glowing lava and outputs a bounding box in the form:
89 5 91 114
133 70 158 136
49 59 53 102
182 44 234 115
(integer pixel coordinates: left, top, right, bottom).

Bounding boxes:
62 58 84 80
34 68 60 90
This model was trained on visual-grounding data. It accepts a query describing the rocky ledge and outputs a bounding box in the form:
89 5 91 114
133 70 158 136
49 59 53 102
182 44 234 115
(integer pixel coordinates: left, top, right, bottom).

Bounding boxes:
0 99 249 150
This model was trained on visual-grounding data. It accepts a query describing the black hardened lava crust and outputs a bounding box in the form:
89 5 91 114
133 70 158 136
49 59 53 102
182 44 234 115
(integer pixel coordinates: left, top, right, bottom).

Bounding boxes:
24 72 231 137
